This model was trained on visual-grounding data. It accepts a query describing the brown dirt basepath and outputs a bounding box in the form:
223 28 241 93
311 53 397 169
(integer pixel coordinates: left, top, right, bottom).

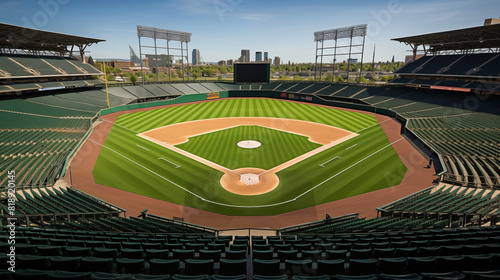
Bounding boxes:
68 98 436 230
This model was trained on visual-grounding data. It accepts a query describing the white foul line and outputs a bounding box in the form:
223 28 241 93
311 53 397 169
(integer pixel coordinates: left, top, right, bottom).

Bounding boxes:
136 145 149 151
345 144 357 150
356 118 393 133
319 156 341 167
158 157 181 168
102 119 139 134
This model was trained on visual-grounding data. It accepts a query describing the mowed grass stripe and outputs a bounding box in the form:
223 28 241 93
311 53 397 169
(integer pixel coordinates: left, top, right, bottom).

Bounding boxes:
118 99 377 132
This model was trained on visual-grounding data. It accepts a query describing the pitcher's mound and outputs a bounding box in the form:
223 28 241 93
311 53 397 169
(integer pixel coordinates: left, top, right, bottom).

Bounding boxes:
237 140 261 149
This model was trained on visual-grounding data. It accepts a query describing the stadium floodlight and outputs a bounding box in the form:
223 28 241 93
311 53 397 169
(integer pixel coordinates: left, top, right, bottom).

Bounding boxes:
314 24 367 42
313 24 367 83
137 25 191 43
137 25 192 83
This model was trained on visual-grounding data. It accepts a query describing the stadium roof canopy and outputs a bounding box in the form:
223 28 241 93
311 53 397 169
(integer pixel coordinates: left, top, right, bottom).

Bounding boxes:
0 22 104 57
392 24 500 53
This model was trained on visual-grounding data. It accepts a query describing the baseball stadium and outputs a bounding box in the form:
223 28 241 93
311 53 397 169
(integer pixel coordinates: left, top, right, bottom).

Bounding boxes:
0 16 500 279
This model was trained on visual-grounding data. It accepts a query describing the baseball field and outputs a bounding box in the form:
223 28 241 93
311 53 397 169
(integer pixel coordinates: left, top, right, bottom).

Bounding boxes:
92 98 406 215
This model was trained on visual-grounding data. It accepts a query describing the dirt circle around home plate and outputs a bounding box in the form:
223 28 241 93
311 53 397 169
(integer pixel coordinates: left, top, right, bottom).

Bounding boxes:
219 168 280 195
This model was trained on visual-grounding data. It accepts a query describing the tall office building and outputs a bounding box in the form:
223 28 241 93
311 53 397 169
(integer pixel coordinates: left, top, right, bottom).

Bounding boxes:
192 49 200 65
274 56 281 66
240 49 250 62
256 51 263 62
264 52 268 61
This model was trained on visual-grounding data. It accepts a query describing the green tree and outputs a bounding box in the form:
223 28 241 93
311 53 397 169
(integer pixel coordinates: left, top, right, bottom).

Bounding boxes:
334 75 344 82
130 74 138 83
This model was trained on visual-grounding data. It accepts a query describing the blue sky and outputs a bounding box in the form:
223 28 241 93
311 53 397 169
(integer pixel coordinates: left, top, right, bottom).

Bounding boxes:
1 0 499 63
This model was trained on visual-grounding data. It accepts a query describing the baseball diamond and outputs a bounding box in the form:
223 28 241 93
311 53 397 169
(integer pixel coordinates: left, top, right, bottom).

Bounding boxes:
92 98 406 215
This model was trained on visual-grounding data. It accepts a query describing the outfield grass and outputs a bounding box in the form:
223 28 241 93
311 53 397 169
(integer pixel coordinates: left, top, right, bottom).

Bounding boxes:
176 125 321 170
93 98 406 215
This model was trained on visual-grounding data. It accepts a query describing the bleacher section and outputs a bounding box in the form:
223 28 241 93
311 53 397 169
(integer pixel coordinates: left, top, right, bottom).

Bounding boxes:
392 53 500 93
0 130 84 188
0 87 122 189
1 223 499 279
0 55 101 78
0 187 120 217
380 184 500 220
395 53 500 78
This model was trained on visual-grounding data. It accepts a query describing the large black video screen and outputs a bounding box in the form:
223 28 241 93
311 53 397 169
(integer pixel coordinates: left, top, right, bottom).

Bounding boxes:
234 63 270 83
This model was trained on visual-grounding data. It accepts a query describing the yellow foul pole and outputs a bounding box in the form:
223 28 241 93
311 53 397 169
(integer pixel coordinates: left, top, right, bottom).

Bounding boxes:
102 63 110 108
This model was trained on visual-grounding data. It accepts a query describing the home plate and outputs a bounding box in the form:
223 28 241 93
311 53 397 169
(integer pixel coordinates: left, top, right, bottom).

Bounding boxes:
240 173 260 185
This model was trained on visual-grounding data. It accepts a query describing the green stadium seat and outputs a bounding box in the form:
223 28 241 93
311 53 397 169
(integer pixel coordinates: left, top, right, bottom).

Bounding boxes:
149 258 180 275
277 249 299 262
292 276 330 280
253 244 271 251
377 257 408 275
93 248 119 259
336 274 379 280
379 274 422 280
325 249 348 260
348 259 378 276
46 270 92 280
229 244 247 251
185 243 205 252
171 275 209 280
462 254 494 271
294 244 313 252
49 256 81 272
253 275 288 280
17 255 51 270
120 248 144 259
406 256 437 273
219 258 247 276
199 249 222 261
373 248 395 258
301 250 323 261
146 249 170 260
80 257 115 272
15 243 37 255
90 272 132 280
212 275 246 280
142 242 162 250
349 249 372 260
224 249 246 260
394 247 418 258
36 245 63 256
420 271 465 280
10 269 50 280
285 259 313 276
65 246 92 257
252 249 274 260
132 274 170 280
115 258 145 274
253 259 280 276
317 259 345 276
184 259 214 275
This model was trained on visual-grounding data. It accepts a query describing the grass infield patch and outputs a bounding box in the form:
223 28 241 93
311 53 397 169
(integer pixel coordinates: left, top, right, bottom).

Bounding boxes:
176 125 321 170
